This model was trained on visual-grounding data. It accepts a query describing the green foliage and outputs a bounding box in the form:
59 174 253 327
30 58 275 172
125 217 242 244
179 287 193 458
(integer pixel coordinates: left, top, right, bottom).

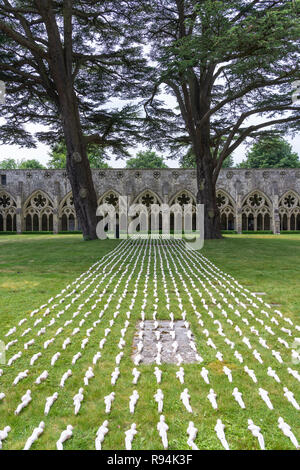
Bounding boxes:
0 158 18 169
47 142 110 169
126 150 168 169
0 158 45 169
144 0 300 170
180 150 234 168
238 137 300 168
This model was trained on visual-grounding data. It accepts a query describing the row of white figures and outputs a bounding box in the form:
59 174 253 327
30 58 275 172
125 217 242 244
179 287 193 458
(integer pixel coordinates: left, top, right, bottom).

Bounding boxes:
4 240 132 351
164 240 299 402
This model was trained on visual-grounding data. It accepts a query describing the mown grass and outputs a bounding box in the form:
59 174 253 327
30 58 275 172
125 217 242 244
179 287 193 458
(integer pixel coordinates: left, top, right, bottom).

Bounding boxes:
0 234 299 450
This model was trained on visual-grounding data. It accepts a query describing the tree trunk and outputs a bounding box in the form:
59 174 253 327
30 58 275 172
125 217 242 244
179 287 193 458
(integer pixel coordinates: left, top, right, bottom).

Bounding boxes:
195 141 222 240
61 90 98 240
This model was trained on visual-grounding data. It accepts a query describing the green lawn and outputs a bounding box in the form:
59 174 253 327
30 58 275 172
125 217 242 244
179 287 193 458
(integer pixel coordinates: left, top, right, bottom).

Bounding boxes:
0 234 299 450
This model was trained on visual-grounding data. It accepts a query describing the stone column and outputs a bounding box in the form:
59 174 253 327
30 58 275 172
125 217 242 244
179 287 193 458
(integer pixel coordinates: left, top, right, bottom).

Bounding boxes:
53 182 60 234
235 194 242 234
272 195 280 234
16 195 22 234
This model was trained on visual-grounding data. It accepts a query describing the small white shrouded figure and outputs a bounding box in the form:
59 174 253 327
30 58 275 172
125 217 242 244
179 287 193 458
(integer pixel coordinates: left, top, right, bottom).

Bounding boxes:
283 387 300 410
187 421 198 450
157 415 169 450
154 389 164 413
95 420 109 450
0 426 11 449
132 368 140 385
278 417 299 449
215 419 230 450
56 425 73 450
125 424 137 450
267 367 280 383
180 388 193 413
13 369 29 386
111 367 120 385
244 366 257 383
154 367 162 384
104 392 115 414
44 392 58 415
35 370 49 385
93 352 101 365
72 353 82 365
15 390 32 415
258 388 273 410
223 366 232 383
247 419 265 450
201 367 209 384
207 389 218 410
30 352 42 366
60 369 72 388
84 367 94 386
176 367 185 384
51 352 61 366
24 421 45 450
232 387 245 409
73 388 84 415
129 390 139 414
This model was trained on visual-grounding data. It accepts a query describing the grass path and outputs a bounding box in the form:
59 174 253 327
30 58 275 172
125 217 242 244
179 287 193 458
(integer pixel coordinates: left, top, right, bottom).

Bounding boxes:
0 235 299 450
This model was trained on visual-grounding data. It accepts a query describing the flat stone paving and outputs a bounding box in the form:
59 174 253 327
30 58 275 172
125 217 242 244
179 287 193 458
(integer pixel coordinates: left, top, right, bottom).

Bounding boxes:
132 320 199 364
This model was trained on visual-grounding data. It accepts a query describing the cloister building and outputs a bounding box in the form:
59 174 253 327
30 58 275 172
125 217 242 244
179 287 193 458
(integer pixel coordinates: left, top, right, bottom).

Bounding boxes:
1 168 300 234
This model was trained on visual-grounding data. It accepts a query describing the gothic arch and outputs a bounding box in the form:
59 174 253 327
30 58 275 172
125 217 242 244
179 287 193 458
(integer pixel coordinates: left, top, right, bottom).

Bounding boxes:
169 189 196 207
241 189 272 231
59 192 78 232
98 189 122 211
23 190 54 232
216 189 236 231
0 190 17 232
132 189 163 207
278 190 300 231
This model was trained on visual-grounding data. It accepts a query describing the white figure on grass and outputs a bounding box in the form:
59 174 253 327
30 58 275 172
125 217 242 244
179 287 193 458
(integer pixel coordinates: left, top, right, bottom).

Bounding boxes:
187 421 198 450
125 424 137 450
95 420 109 450
44 392 58 415
104 392 115 414
247 419 265 450
154 389 164 413
56 425 73 450
73 388 84 415
180 388 193 413
129 390 139 414
215 419 229 450
0 426 11 449
278 417 299 449
23 421 45 450
157 415 169 450
232 387 245 409
207 389 218 409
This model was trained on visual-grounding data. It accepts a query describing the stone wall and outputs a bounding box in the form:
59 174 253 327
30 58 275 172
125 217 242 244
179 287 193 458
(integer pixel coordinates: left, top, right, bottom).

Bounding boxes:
1 168 300 233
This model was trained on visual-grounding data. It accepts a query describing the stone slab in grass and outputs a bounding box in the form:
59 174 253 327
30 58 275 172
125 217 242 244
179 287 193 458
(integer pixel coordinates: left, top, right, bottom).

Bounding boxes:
132 320 198 364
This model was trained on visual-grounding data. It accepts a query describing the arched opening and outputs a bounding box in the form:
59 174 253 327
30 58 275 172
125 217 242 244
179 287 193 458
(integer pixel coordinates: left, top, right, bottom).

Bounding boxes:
248 214 254 231
42 214 48 231
242 214 247 231
62 214 68 231
26 214 32 231
257 213 263 231
6 214 12 231
228 213 234 230
69 214 75 232
297 214 300 230
49 214 53 231
264 213 270 231
290 214 296 231
0 214 3 231
221 213 227 230
33 214 39 231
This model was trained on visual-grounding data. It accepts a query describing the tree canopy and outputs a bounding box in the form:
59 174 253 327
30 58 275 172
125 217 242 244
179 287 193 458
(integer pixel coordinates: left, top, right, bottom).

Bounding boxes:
238 136 300 168
143 0 300 237
0 157 45 169
47 142 110 169
126 150 168 169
